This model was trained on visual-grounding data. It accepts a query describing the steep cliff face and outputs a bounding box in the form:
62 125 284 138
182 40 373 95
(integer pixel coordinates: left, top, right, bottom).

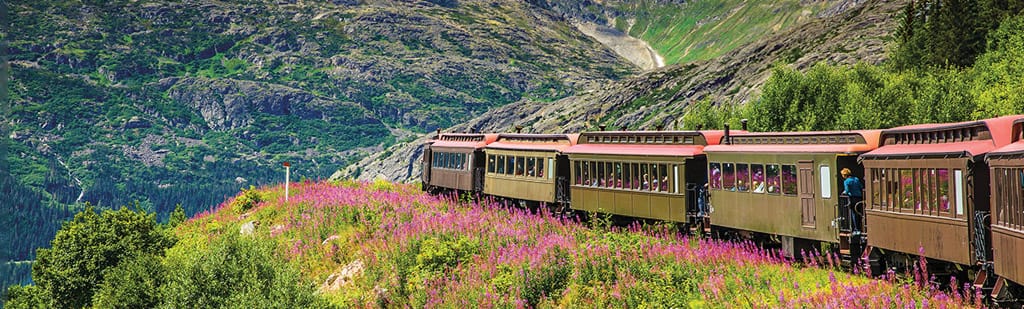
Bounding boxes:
339 0 904 182
161 77 376 132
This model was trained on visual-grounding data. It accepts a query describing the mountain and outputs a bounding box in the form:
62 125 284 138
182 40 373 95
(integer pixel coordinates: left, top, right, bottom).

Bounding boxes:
1 0 637 290
4 0 634 201
337 0 903 182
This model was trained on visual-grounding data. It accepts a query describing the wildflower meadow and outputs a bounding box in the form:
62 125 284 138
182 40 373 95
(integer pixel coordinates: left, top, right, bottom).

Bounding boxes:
178 180 984 308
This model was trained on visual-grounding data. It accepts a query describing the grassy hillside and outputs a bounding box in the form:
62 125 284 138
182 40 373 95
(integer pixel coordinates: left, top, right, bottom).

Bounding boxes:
538 0 840 65
616 0 837 64
154 181 977 307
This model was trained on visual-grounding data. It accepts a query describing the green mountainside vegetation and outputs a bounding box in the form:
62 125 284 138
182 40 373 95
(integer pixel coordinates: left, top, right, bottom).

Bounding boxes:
1 0 634 290
532 0 838 64
681 0 1024 132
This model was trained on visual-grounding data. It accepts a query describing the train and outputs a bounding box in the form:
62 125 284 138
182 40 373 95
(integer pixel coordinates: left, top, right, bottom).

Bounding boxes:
419 116 1024 305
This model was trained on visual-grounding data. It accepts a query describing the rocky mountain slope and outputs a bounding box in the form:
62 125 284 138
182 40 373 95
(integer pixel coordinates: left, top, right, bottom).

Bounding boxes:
339 0 903 182
3 0 635 210
2 0 638 289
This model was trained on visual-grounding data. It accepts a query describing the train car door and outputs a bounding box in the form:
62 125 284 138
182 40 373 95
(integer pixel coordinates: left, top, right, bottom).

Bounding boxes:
798 161 816 228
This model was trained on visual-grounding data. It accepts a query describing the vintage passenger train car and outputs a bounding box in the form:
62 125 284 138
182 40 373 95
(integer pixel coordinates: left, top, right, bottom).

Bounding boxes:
703 130 881 262
419 116 1024 303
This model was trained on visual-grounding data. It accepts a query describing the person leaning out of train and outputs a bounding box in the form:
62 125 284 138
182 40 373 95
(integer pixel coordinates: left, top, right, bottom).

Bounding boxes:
842 168 865 235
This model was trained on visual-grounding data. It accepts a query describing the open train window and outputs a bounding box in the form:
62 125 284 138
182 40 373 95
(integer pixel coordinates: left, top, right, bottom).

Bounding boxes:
515 157 525 176
487 155 495 173
751 164 765 193
623 162 632 189
723 163 736 191
781 165 797 196
736 164 750 192
709 163 722 190
657 164 669 192
766 165 781 195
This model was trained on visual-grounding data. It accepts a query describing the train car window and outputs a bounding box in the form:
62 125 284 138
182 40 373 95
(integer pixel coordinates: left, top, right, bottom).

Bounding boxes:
497 155 506 174
574 161 582 184
510 157 519 176
954 169 965 216
819 166 831 199
751 164 765 193
766 165 781 195
673 165 680 193
921 168 937 214
937 169 950 213
623 163 633 190
1011 168 1019 227
723 163 736 191
538 157 545 178
547 158 553 179
583 162 592 185
606 162 614 188
526 157 536 177
869 169 880 209
709 163 722 190
658 164 669 192
650 164 659 191
781 165 797 196
597 162 606 187
589 161 597 187
491 154 499 173
639 164 650 190
632 163 641 190
615 162 623 188
900 169 914 210
505 156 514 175
736 164 750 192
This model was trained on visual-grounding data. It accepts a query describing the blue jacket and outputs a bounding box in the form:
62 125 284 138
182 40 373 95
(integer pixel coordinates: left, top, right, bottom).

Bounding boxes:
844 177 863 197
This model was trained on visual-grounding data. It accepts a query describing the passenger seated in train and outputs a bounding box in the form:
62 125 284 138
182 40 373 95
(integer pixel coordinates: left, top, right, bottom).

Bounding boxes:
753 180 765 193
661 176 669 192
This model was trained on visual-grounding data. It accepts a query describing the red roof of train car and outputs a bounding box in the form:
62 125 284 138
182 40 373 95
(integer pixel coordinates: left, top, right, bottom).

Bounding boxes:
704 130 882 154
862 115 1024 159
989 142 1024 157
562 144 708 157
864 140 997 158
561 130 727 157
485 133 580 152
430 133 499 150
986 118 1024 158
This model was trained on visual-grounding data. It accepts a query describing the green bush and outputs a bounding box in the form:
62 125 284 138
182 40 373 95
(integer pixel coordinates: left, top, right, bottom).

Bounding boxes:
231 185 264 214
92 254 166 308
160 234 328 308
